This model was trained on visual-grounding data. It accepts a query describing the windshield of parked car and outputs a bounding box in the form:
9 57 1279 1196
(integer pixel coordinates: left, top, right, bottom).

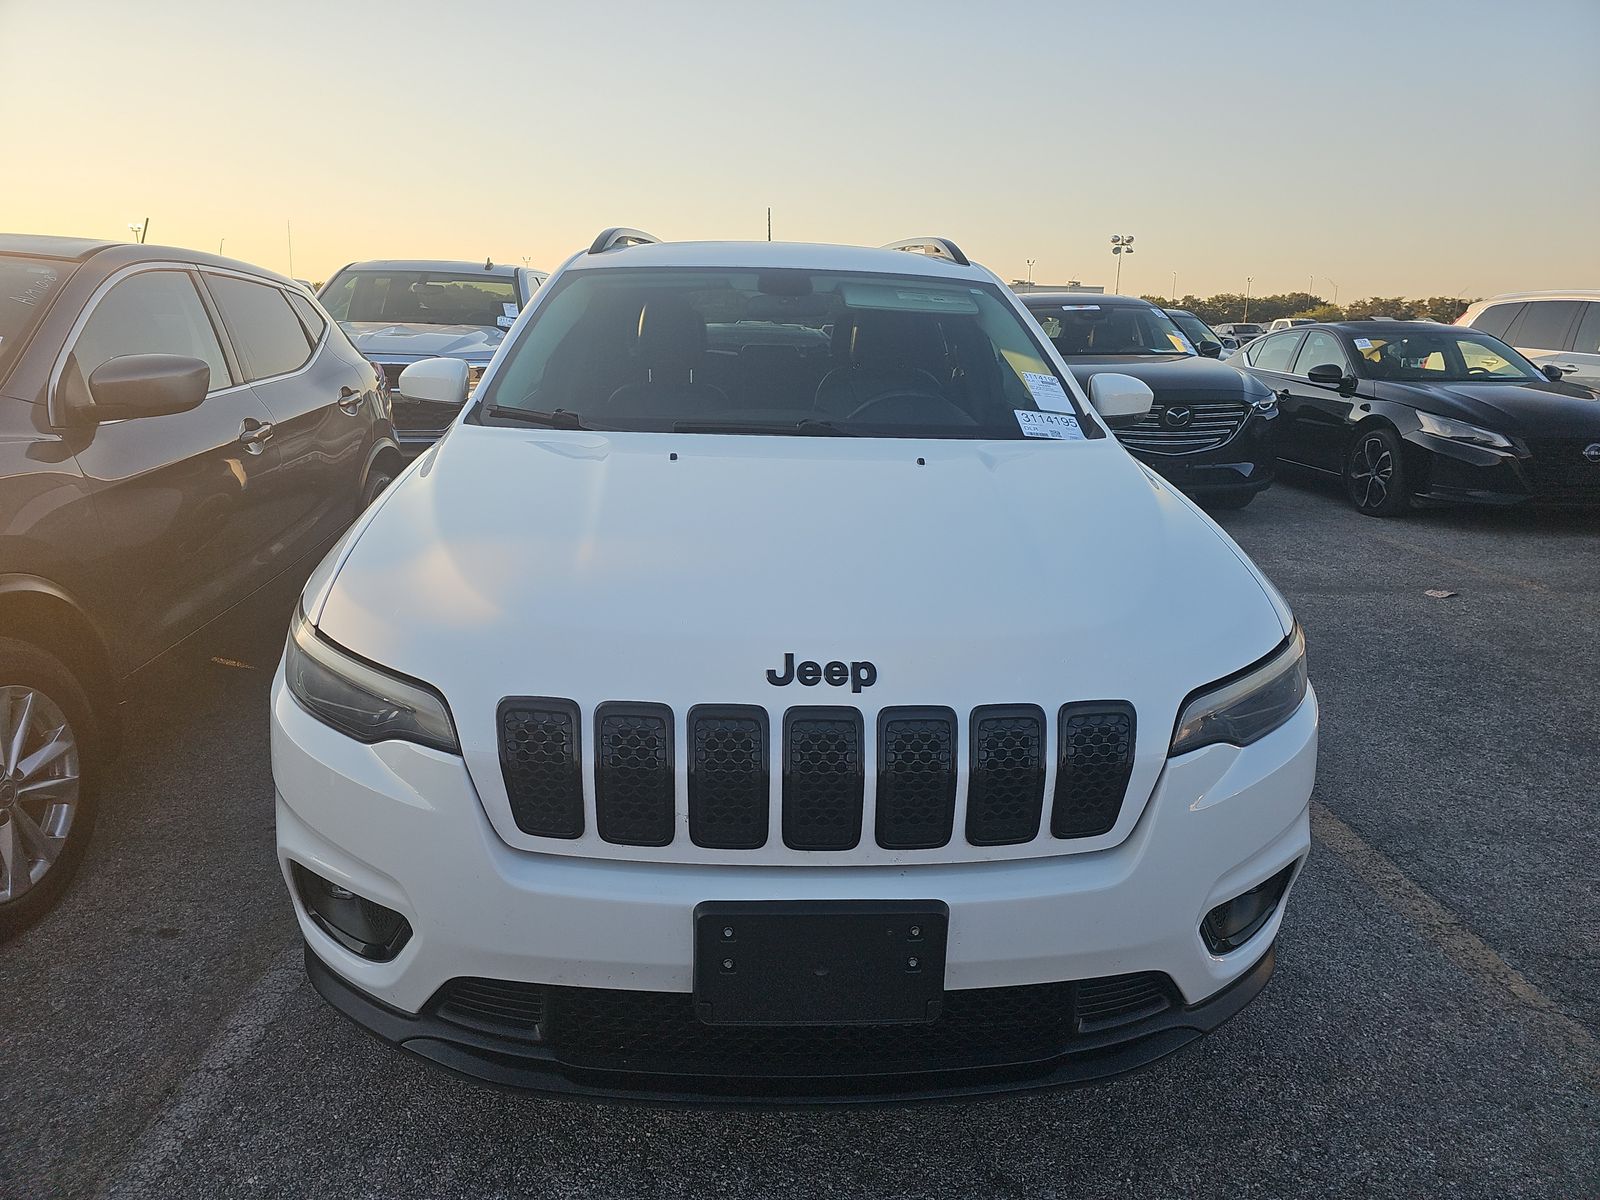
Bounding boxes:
1353 329 1543 383
319 270 518 329
1167 310 1220 347
0 254 69 377
475 267 1096 439
1030 302 1194 357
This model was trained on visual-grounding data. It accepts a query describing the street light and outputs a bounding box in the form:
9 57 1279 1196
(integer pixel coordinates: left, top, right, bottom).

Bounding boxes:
127 218 148 245
1110 235 1134 293
1025 258 1036 286
1244 276 1253 322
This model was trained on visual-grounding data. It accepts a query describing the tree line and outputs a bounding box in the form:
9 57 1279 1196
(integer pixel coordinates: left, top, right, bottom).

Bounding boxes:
1142 292 1474 327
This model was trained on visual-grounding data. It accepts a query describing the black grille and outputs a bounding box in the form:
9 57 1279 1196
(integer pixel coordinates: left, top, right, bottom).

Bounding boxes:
967 706 1046 846
1052 703 1136 839
876 708 957 849
499 698 583 838
427 970 1181 1076
437 977 546 1037
1116 400 1251 454
1522 438 1600 499
782 708 864 851
688 706 769 849
595 703 675 847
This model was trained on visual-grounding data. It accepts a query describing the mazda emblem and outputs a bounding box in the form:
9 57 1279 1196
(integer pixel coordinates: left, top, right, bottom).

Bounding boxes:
1584 443 1600 464
1162 406 1193 429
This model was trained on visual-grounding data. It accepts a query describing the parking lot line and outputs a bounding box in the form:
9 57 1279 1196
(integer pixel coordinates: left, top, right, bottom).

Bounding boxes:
1311 801 1599 1087
1364 530 1551 594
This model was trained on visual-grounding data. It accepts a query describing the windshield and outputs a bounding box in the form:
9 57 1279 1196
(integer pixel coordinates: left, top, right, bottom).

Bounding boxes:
319 269 518 328
475 267 1095 440
0 254 70 378
1353 329 1542 383
1030 302 1193 357
1167 310 1219 347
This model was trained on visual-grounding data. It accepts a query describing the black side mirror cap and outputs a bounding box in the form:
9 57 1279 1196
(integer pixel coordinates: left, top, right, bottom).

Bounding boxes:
1306 362 1356 391
1542 364 1566 382
86 354 209 422
1197 340 1223 358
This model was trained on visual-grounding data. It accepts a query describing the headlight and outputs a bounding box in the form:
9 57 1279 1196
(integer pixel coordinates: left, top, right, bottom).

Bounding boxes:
284 607 459 753
1249 389 1278 412
1414 410 1512 450
1170 626 1308 755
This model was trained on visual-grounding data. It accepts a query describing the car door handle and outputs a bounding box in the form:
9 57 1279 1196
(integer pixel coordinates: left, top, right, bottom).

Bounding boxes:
238 419 274 453
337 386 364 414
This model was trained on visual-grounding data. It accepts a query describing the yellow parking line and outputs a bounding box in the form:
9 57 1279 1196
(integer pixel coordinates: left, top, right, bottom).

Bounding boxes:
1312 802 1598 1087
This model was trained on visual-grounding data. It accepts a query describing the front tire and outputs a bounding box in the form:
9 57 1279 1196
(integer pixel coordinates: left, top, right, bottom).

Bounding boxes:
1345 426 1411 517
361 465 396 508
0 639 99 941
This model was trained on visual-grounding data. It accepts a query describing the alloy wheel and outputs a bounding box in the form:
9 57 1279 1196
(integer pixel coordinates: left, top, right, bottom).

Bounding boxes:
0 685 80 903
1350 435 1394 510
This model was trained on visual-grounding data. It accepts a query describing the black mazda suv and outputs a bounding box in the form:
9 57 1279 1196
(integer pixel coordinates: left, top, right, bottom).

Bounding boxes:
1021 293 1278 509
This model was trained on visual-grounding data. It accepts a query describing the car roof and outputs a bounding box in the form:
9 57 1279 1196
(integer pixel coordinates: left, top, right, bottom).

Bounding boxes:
1469 290 1600 304
566 240 990 281
1019 291 1148 307
335 259 526 276
1 234 302 286
0 233 119 261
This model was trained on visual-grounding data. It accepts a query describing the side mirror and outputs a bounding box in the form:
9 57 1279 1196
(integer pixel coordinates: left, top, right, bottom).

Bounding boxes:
1088 372 1155 418
1542 364 1567 382
1197 340 1223 359
397 357 470 406
1307 363 1356 392
86 354 209 421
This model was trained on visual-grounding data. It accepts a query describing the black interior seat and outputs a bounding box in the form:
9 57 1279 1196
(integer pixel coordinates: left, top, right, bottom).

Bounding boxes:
594 297 726 420
814 311 948 417
736 342 813 410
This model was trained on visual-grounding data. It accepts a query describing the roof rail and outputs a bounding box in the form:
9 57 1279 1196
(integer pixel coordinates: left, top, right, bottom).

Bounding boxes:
588 227 660 255
881 237 970 268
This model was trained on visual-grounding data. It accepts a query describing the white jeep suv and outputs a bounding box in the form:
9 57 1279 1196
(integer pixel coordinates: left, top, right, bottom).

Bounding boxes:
272 229 1317 1102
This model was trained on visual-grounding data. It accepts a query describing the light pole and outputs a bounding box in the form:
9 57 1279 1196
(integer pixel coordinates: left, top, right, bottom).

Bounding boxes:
1110 234 1134 292
1326 277 1340 304
127 218 148 244
1171 271 1178 303
1244 276 1253 322
1025 258 1036 286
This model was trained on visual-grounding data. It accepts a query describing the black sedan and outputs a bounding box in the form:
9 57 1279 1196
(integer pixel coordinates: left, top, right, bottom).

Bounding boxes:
1021 293 1279 508
1229 320 1600 515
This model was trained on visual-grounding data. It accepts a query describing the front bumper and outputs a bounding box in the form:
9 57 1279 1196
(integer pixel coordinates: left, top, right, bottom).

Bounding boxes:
1409 432 1600 507
273 670 1316 1100
1124 407 1278 499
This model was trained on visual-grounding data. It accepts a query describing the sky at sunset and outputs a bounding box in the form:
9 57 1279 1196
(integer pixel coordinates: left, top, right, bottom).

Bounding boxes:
2 0 1596 299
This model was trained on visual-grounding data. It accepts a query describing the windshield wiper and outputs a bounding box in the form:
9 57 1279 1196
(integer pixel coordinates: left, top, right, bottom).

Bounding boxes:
484 405 588 429
672 418 853 436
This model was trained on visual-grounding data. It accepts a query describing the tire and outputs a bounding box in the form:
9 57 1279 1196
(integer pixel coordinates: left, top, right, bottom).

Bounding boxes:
361 464 396 508
1203 490 1256 511
0 638 99 941
1344 426 1411 517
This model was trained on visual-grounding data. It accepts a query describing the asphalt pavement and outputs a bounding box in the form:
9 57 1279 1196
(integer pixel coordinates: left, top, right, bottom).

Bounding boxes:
3 473 1596 1199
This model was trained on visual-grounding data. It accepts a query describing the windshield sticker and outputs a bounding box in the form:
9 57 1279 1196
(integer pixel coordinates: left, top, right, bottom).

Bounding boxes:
1168 331 1194 353
1015 409 1085 440
496 315 515 329
1353 337 1373 350
1023 371 1074 412
502 302 519 318
1060 303 1100 311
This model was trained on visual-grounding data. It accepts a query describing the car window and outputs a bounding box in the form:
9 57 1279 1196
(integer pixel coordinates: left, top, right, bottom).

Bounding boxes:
1572 302 1600 355
206 274 315 381
1468 301 1524 340
1505 299 1582 351
288 292 328 343
0 254 73 379
320 270 518 328
71 269 231 392
1247 331 1303 372
1167 311 1217 346
478 267 1091 440
1353 330 1540 382
1293 331 1348 376
1030 303 1193 356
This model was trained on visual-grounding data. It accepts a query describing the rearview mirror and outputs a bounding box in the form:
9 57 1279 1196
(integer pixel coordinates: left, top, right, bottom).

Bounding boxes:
1088 372 1155 418
1197 340 1223 359
87 354 209 421
1306 363 1354 391
398 357 470 406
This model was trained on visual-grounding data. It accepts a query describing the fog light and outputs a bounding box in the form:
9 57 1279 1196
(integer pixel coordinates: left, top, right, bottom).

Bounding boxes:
291 862 411 962
1202 862 1297 954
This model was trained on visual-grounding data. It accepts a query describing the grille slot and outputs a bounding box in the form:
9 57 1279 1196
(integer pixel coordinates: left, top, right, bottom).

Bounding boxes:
688 706 770 849
436 977 547 1037
498 698 583 838
1074 971 1176 1033
1052 702 1136 839
1116 400 1250 454
595 703 675 847
781 708 864 851
966 706 1046 846
876 707 957 849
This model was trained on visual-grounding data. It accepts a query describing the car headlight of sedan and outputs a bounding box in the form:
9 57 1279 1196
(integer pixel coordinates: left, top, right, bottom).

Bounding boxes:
1170 625 1308 755
285 606 459 753
1414 410 1512 450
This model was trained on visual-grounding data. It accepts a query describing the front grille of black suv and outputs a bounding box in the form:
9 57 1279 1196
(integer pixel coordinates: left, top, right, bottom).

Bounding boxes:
496 700 1138 853
429 970 1180 1076
1116 400 1251 454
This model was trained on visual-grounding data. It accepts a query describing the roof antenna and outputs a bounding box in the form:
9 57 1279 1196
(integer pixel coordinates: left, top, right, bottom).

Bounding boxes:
484 256 493 270
767 207 772 242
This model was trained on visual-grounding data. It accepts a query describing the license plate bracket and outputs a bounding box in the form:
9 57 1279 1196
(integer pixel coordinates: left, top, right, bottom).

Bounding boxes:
693 900 948 1026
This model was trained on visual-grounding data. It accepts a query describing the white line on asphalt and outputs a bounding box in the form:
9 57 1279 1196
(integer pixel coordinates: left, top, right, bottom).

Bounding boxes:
1312 801 1599 1087
96 943 305 1200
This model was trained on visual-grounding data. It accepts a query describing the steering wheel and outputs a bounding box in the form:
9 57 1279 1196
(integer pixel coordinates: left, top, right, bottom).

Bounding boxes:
846 389 972 425
1466 366 1492 376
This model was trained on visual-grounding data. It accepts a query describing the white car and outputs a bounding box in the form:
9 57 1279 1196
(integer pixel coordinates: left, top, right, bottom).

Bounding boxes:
272 229 1318 1101
1266 318 1315 333
1456 291 1600 390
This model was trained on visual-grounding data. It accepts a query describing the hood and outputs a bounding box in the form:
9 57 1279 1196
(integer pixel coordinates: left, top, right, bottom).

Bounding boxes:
341 321 503 360
1065 356 1266 398
316 427 1290 834
1381 378 1600 437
